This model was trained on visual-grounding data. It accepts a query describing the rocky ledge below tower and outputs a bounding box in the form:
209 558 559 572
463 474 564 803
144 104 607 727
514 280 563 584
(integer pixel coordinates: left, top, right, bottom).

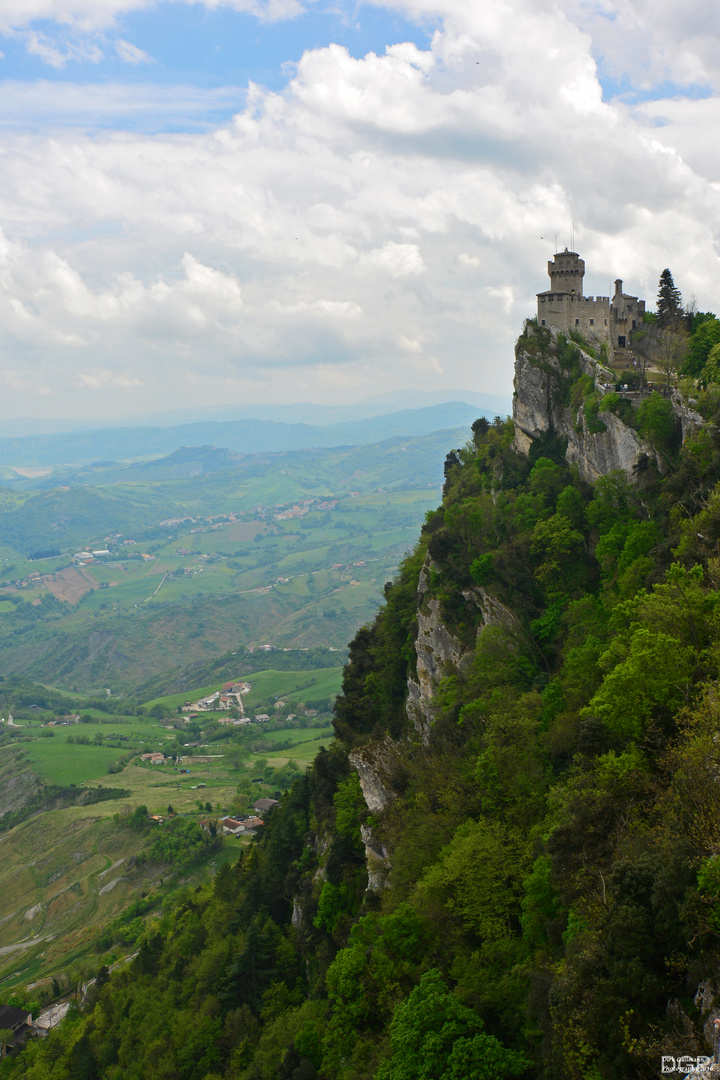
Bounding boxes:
512 321 703 482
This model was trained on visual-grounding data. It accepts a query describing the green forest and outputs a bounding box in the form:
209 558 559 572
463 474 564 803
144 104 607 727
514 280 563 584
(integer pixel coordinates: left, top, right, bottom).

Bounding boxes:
10 321 720 1077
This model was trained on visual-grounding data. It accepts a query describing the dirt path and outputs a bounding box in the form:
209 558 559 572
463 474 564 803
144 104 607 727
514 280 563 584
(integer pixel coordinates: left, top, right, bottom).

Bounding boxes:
0 936 46 956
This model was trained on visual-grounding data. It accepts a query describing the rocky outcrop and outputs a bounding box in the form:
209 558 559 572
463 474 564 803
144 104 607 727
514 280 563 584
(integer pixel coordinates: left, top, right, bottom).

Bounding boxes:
349 737 402 814
406 557 522 744
406 554 473 743
672 390 704 444
291 898 304 930
565 409 651 482
694 979 720 1054
462 584 523 636
513 323 659 481
360 825 391 891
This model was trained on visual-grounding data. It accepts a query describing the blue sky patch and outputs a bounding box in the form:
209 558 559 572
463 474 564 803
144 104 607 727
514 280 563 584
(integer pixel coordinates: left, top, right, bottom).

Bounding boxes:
0 2 434 132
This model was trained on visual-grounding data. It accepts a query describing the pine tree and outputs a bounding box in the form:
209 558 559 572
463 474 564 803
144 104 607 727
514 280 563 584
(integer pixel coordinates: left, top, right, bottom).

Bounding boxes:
657 268 683 328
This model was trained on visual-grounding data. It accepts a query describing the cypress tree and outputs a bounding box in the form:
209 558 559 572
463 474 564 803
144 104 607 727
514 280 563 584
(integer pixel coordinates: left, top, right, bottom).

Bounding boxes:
657 268 683 327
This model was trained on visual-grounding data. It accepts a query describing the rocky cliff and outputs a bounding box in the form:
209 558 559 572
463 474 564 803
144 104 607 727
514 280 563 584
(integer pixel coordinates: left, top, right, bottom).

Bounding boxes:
344 321 708 902
512 321 702 481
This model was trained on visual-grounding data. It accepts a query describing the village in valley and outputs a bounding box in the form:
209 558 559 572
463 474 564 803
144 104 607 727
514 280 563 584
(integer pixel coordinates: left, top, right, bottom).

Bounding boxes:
0 648 340 1033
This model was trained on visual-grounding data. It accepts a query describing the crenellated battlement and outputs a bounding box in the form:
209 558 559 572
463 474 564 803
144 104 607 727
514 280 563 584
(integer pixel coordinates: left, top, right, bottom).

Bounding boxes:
537 250 645 355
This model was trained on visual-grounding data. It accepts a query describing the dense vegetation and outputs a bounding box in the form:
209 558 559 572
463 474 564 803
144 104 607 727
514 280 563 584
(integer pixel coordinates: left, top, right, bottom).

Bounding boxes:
11 368 720 1077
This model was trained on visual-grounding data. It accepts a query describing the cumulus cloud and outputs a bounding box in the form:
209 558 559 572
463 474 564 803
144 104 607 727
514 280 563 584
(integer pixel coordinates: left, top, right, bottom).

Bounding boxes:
0 0 719 418
575 0 720 92
361 242 425 278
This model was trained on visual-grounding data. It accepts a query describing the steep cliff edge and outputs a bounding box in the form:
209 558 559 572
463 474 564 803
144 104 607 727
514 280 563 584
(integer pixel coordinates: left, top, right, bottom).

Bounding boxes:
346 321 710 901
19 319 720 1080
512 321 702 480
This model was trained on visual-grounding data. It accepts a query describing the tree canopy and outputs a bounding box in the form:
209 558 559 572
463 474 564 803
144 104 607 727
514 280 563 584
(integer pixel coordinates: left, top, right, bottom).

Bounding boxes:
657 267 683 327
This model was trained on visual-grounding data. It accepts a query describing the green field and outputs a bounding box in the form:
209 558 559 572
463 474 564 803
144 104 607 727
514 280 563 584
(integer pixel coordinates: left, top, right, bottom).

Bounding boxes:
0 680 337 988
240 667 342 711
143 666 343 716
0 430 455 693
262 735 333 764
23 724 175 785
260 725 330 745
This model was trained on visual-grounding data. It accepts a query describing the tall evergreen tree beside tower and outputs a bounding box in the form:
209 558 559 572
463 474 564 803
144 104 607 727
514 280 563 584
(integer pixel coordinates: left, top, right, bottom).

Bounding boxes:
657 268 683 327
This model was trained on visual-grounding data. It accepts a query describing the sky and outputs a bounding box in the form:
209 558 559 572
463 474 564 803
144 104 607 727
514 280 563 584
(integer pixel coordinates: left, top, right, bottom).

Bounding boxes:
0 0 718 421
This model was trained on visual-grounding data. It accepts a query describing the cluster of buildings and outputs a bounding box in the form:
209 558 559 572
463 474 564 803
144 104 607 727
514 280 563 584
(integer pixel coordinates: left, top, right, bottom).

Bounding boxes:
40 715 80 727
536 249 646 353
217 713 270 727
72 549 111 565
273 498 338 522
0 997 80 1055
139 752 167 765
181 681 252 714
203 798 279 838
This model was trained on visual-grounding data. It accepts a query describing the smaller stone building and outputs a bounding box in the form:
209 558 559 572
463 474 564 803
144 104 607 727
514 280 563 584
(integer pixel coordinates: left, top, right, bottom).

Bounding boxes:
537 249 645 353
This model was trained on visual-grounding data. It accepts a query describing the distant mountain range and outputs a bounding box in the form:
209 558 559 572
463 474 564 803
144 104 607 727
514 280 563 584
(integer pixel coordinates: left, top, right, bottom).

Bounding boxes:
0 399 510 470
0 388 510 438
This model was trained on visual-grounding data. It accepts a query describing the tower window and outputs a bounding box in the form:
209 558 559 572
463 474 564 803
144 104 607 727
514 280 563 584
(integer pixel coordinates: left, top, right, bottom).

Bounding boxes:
589 319 594 326
541 320 545 326
575 319 580 325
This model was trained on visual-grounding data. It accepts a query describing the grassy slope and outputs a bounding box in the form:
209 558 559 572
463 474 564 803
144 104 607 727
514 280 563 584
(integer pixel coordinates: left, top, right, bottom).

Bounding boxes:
0 664 337 988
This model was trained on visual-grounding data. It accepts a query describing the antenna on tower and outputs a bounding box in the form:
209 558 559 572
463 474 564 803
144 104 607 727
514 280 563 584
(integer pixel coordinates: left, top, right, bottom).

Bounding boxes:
571 221 575 251
554 232 558 252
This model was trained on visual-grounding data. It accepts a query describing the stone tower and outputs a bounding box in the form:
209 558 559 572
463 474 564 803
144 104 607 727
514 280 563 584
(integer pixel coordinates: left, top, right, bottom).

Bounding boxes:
536 249 645 353
547 249 585 296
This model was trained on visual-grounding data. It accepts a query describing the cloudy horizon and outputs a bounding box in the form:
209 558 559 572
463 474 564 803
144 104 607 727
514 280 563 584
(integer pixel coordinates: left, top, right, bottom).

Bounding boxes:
0 0 717 421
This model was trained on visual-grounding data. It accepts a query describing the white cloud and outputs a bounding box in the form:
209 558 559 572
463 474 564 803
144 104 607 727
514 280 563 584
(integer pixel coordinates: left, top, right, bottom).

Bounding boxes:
0 0 719 418
0 81 246 132
115 38 152 65
361 242 425 278
0 0 304 34
24 28 104 67
77 368 144 388
574 0 720 92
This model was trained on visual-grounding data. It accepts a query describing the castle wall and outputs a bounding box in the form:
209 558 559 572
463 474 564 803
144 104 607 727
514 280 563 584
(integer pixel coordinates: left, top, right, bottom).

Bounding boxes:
537 293 611 345
611 280 645 347
536 255 645 354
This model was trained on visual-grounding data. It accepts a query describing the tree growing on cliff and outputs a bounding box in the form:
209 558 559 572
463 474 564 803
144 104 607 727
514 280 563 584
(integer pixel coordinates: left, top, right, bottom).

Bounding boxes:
657 268 683 328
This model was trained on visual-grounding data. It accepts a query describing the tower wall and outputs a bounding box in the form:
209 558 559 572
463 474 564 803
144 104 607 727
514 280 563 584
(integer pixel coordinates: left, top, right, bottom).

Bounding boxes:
536 251 644 354
537 293 611 347
547 250 584 295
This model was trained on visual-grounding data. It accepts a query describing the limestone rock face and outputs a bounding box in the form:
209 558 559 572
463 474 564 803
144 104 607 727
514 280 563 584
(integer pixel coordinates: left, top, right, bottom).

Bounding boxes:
462 585 523 635
405 555 473 744
349 738 401 814
565 410 649 482
291 898 304 930
513 352 560 443
694 980 720 1053
360 824 391 891
512 323 660 482
406 557 523 744
672 390 704 444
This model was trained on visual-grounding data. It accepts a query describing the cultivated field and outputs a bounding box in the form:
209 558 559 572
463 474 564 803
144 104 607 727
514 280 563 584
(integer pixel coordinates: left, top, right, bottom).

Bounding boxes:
0 668 337 989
